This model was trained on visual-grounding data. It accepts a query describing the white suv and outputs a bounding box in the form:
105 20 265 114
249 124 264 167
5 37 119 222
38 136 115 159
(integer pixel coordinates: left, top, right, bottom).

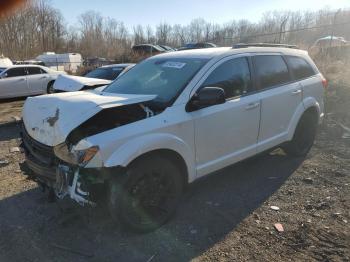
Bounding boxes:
21 44 325 232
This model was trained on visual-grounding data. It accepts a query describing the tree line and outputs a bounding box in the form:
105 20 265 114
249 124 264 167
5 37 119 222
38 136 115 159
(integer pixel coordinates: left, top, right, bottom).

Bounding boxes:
0 0 349 61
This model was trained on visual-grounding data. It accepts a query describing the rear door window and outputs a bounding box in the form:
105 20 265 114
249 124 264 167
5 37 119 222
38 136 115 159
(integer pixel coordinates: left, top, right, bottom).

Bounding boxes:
5 67 27 77
202 57 252 99
27 67 43 75
253 55 291 89
285 56 316 80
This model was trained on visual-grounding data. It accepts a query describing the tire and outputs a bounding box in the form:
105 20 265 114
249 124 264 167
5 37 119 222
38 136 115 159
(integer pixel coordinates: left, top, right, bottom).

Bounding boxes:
108 155 184 233
283 111 318 157
47 81 55 94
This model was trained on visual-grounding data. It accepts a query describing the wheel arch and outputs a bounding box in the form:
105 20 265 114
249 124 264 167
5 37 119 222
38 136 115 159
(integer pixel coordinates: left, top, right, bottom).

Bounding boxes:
287 98 320 141
127 149 189 188
104 133 196 183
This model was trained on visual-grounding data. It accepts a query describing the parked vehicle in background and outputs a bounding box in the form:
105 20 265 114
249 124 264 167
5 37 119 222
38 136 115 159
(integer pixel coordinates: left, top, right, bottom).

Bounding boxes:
83 57 112 67
21 44 325 232
36 52 82 73
13 60 45 66
312 36 347 48
178 42 217 50
132 44 167 55
158 45 176 51
0 55 13 67
84 64 136 80
0 65 65 99
52 64 135 93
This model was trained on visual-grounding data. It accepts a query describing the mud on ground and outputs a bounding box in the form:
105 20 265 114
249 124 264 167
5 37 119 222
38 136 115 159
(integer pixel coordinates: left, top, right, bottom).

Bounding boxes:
0 65 349 261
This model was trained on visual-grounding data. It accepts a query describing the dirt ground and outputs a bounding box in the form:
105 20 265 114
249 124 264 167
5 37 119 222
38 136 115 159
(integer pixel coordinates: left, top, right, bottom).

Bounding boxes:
0 98 24 125
0 63 349 262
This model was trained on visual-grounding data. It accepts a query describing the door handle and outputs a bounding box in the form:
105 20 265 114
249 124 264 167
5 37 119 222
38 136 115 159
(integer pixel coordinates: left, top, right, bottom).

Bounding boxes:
40 76 48 79
18 78 26 81
291 89 302 95
245 102 260 110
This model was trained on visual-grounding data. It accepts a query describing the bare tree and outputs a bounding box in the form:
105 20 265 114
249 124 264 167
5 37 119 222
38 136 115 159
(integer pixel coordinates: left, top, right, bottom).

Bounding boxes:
156 22 172 44
133 25 145 45
0 1 349 61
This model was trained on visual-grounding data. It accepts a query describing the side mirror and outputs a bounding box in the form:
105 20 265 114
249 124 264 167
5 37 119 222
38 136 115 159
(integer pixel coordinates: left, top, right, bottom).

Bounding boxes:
186 86 226 112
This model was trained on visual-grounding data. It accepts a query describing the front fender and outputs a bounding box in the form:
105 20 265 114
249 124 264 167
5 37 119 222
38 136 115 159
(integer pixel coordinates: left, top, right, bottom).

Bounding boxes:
104 133 196 183
287 97 321 141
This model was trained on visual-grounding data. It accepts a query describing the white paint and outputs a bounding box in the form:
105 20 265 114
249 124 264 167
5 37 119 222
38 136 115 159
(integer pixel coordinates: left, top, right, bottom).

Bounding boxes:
0 65 64 99
36 52 82 73
22 46 324 186
53 74 111 92
22 90 156 146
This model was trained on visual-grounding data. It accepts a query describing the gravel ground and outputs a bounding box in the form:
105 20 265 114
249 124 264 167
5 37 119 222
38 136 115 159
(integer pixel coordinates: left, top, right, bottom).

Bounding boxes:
0 65 349 262
0 98 24 125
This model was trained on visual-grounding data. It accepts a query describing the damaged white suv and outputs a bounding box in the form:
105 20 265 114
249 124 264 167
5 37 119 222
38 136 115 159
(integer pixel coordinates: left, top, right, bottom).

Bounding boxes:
21 44 325 232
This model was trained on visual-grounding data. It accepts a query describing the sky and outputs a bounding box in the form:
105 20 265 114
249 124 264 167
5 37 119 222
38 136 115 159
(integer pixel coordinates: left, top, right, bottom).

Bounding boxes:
50 0 350 29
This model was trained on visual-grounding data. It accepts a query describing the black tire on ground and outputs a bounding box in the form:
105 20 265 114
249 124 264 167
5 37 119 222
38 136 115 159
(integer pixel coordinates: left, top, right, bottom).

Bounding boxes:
108 154 184 233
283 110 318 157
47 81 55 94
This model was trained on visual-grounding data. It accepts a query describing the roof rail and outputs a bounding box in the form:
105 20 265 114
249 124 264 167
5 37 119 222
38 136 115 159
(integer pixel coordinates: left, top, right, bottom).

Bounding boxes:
232 43 298 49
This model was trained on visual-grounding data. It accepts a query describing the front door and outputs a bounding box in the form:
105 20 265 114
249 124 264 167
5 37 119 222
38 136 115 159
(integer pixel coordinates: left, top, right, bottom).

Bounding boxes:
0 67 28 98
189 56 261 177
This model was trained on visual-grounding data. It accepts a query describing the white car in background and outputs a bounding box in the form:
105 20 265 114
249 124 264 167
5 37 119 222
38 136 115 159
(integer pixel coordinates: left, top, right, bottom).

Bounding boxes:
52 63 135 93
0 65 65 99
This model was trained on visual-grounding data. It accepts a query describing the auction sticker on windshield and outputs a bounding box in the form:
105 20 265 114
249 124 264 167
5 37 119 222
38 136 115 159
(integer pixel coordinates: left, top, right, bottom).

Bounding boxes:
162 61 186 69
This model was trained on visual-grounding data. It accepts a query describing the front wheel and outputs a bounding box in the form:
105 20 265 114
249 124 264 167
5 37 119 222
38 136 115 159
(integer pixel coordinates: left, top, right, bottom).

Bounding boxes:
108 155 184 233
283 111 318 157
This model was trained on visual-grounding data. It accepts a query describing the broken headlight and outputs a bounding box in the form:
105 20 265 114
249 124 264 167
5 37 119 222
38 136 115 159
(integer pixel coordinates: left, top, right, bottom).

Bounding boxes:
54 143 99 166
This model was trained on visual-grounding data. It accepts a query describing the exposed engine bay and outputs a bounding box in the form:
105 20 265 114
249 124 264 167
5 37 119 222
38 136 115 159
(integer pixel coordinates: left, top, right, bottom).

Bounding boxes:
21 96 161 205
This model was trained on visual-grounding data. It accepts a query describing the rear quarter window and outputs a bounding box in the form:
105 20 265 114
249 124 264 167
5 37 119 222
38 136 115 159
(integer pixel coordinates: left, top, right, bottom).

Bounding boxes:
253 55 291 89
285 56 316 80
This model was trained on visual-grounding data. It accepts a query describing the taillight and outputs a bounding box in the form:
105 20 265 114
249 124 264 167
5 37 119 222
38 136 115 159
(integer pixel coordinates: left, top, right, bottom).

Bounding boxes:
321 76 328 89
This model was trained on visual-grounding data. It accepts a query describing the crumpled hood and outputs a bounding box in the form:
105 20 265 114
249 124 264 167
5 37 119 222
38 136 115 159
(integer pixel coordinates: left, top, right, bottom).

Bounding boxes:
53 74 111 92
22 91 156 146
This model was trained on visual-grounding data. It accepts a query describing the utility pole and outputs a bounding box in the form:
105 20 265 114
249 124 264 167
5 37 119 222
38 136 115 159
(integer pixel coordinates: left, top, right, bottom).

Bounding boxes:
279 17 289 44
329 9 341 49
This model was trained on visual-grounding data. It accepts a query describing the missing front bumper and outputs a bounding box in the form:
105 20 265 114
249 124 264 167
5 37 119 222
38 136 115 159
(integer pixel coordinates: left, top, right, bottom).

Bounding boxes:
54 165 96 206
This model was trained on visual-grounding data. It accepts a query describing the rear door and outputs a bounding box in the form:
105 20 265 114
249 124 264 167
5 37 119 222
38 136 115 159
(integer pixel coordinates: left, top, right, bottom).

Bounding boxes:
253 54 303 152
190 55 261 177
285 55 322 114
0 67 28 98
26 66 47 94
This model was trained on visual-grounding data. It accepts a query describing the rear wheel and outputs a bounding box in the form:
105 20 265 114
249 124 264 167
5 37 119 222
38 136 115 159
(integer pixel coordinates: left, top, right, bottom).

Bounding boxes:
283 110 318 157
47 81 55 94
108 155 184 233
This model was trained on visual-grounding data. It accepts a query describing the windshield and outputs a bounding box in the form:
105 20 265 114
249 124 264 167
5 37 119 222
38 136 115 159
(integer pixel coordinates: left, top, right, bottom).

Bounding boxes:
103 58 208 105
0 68 6 74
85 67 124 80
